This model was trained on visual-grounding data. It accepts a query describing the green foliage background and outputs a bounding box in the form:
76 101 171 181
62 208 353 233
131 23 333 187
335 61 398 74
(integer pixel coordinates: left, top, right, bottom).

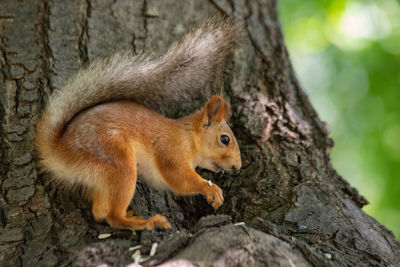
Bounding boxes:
279 0 400 239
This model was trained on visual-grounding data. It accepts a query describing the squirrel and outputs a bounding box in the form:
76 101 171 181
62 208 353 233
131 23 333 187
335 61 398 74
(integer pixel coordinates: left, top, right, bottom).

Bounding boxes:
35 18 242 230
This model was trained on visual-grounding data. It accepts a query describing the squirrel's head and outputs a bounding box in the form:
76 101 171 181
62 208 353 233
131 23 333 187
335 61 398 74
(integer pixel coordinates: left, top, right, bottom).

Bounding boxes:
193 95 242 173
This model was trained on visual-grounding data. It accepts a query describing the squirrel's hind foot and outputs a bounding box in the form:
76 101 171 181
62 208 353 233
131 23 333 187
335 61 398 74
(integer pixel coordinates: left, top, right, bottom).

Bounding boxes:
106 213 171 230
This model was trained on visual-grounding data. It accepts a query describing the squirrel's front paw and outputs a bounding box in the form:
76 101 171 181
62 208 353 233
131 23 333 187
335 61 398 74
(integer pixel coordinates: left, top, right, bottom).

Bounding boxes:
205 184 224 210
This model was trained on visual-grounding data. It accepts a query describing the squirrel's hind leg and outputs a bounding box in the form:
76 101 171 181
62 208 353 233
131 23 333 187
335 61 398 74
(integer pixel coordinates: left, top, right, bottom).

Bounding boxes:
96 137 170 230
91 188 110 223
126 210 143 220
105 165 171 230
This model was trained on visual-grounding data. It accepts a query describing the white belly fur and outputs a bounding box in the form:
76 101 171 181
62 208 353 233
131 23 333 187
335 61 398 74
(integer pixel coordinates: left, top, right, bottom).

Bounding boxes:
130 141 171 191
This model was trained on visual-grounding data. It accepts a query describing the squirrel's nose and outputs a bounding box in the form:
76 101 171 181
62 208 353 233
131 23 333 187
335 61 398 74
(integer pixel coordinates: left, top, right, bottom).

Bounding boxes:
232 164 241 170
233 161 242 170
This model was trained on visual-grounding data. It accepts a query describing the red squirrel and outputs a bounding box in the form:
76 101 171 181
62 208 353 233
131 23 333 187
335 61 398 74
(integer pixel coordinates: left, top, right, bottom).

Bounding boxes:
35 18 242 230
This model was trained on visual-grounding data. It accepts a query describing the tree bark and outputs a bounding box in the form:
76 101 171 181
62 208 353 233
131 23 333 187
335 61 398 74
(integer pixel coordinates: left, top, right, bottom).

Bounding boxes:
1 0 399 266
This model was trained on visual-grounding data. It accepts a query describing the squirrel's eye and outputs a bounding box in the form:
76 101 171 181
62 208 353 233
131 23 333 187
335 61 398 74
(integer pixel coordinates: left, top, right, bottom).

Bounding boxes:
220 135 230 146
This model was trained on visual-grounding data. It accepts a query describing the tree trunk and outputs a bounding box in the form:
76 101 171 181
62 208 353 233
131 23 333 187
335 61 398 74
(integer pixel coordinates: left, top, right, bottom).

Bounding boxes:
1 0 399 266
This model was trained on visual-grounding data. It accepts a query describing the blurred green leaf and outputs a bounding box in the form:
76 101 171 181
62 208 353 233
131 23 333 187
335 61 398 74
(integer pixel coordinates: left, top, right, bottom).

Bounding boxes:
279 0 400 239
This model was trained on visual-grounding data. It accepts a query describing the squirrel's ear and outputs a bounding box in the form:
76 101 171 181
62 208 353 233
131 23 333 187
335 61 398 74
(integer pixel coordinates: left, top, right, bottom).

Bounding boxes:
205 95 230 123
196 96 230 129
194 96 230 131
222 101 231 122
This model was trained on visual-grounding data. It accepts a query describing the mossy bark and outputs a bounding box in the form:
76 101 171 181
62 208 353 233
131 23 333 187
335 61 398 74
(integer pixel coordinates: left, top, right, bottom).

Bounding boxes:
1 0 399 266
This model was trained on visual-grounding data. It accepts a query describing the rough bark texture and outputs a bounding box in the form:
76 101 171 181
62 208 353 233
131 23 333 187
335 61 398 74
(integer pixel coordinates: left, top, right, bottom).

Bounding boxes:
0 0 399 266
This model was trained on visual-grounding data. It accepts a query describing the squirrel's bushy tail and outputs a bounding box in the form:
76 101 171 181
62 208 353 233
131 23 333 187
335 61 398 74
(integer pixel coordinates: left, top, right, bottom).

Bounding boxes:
35 18 240 165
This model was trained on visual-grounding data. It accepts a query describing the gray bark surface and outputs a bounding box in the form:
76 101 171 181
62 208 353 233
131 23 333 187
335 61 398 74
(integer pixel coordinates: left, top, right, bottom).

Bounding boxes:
0 0 399 266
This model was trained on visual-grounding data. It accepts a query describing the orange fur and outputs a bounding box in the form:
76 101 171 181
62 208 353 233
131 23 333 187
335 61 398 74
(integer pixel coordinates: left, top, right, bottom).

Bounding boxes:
35 96 241 230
